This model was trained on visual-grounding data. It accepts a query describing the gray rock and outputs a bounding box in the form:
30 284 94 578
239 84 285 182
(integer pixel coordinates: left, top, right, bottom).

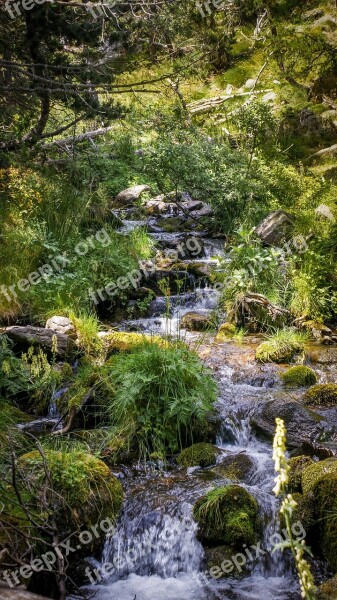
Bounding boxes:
3 326 74 358
45 316 76 339
181 312 212 331
254 210 293 245
113 185 150 207
252 399 326 448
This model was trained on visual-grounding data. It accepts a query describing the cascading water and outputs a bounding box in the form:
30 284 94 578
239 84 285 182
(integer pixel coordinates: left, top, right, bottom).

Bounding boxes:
69 201 302 600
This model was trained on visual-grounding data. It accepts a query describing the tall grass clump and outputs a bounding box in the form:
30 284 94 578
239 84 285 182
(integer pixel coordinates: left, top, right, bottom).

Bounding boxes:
106 342 218 459
256 328 308 363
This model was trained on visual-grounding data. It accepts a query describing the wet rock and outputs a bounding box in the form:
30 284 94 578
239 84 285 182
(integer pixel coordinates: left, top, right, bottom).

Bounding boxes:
254 210 293 246
212 453 255 482
281 365 318 387
3 326 74 358
252 400 324 448
189 203 213 219
204 545 250 578
181 312 213 331
113 184 150 207
45 315 76 339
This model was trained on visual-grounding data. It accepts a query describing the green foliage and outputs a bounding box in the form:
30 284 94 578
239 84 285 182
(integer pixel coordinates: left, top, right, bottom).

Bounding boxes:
193 485 259 547
255 328 307 363
177 443 219 468
303 383 337 407
281 366 318 387
105 342 218 458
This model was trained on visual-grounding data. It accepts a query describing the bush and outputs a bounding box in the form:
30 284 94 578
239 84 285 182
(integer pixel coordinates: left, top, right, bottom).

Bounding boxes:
177 443 219 468
303 384 337 407
256 329 306 363
193 485 259 547
281 366 318 387
106 343 218 458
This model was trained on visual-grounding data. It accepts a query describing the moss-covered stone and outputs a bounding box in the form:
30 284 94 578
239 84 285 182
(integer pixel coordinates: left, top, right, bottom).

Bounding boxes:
215 323 237 342
212 453 254 482
204 545 249 579
105 331 168 353
193 485 259 548
281 366 318 387
256 338 304 363
19 450 124 536
313 473 337 573
317 576 337 599
302 457 337 495
288 455 314 493
177 442 219 467
303 383 337 407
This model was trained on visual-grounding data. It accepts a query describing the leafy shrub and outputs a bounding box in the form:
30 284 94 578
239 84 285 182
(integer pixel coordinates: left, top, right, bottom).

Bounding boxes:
106 343 218 458
281 366 318 387
256 329 307 363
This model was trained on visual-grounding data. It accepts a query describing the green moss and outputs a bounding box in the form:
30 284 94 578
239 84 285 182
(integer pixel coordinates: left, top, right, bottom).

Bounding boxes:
105 331 168 353
313 473 337 573
19 450 124 533
177 443 219 468
302 458 337 495
303 383 337 407
256 330 305 363
288 456 314 493
281 366 318 387
181 313 213 332
193 485 259 548
212 453 254 482
215 323 237 342
317 576 337 599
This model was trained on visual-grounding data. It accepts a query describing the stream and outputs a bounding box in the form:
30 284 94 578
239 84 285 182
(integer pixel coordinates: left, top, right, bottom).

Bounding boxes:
68 201 307 599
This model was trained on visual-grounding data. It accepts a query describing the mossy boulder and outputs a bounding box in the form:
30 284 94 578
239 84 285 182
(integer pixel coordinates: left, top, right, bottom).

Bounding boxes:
281 366 318 387
302 457 337 495
19 450 124 538
177 443 220 467
303 383 337 407
212 453 255 482
288 455 314 493
317 576 337 599
181 312 213 331
256 337 304 363
313 473 337 572
193 485 259 547
215 323 237 342
204 545 249 579
105 331 167 353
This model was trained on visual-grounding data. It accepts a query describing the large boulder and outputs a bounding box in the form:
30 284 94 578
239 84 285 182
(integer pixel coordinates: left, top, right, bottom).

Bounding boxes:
45 316 76 339
113 184 150 207
3 326 74 358
252 400 324 448
254 210 293 246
